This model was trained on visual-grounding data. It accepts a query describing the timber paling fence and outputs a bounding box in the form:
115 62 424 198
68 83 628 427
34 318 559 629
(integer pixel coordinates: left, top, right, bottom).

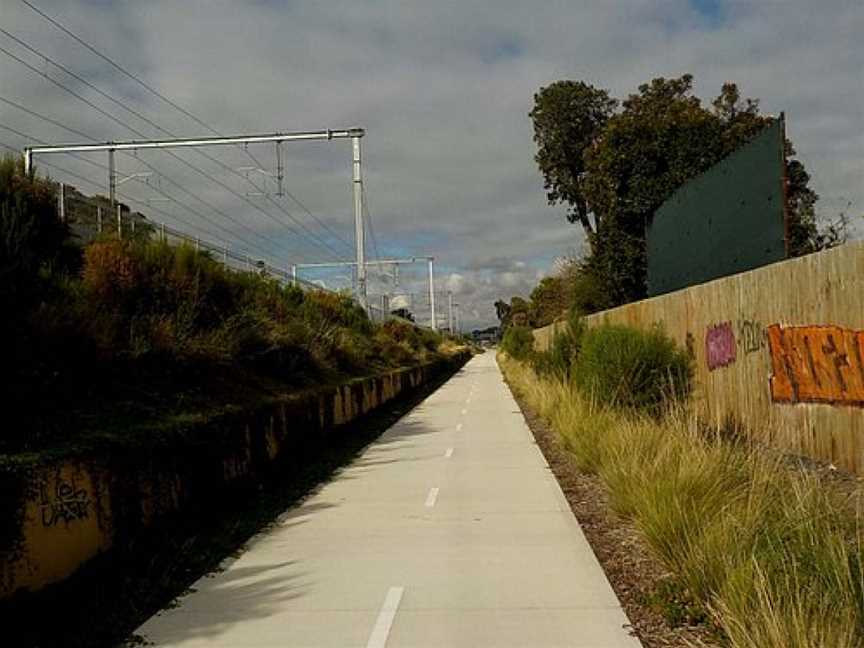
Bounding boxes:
534 242 864 475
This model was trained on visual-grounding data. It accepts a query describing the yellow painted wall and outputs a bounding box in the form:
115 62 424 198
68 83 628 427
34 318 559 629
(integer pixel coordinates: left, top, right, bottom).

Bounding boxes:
533 242 864 474
1 463 111 598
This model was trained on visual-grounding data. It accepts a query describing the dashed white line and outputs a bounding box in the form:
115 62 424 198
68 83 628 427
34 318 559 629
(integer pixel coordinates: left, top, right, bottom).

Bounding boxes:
456 423 463 432
366 586 405 648
445 447 454 458
461 408 468 415
425 487 440 508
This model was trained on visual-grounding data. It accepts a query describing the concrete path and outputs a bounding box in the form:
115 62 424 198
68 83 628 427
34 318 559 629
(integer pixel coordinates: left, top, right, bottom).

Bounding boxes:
136 352 640 647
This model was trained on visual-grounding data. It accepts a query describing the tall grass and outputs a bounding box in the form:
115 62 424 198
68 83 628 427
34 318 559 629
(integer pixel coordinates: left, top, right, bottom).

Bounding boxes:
500 354 864 647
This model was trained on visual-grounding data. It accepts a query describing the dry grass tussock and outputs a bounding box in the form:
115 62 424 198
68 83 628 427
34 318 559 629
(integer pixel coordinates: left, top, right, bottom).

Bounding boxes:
499 353 864 648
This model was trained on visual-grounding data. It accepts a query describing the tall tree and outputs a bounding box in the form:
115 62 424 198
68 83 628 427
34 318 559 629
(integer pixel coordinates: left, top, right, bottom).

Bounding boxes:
529 81 617 247
530 75 838 308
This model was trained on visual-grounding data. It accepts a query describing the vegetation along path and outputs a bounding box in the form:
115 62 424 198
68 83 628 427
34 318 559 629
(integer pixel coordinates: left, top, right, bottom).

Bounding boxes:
134 352 639 647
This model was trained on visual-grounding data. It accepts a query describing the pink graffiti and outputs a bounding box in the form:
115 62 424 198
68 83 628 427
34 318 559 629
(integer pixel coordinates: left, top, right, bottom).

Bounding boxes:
706 322 737 370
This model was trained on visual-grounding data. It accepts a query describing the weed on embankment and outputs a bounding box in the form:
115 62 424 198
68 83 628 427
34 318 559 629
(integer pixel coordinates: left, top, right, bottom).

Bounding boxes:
500 354 864 648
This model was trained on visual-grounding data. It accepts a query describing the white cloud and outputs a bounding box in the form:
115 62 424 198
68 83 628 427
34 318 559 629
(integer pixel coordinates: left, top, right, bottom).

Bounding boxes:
1 0 861 330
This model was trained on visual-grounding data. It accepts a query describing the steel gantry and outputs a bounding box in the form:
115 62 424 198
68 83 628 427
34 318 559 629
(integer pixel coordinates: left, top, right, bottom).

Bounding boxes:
22 127 370 310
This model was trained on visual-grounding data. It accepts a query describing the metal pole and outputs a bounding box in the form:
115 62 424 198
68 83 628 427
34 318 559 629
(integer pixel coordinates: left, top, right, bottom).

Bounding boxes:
108 148 116 208
223 246 228 263
291 264 297 286
428 258 437 331
58 182 65 222
195 237 200 251
160 222 166 242
116 204 122 239
25 128 365 156
352 135 367 311
448 292 453 333
96 206 102 234
23 149 32 175
275 141 284 197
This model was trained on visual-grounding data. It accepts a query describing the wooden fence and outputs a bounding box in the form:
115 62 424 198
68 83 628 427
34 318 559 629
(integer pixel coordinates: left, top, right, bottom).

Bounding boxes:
533 242 864 474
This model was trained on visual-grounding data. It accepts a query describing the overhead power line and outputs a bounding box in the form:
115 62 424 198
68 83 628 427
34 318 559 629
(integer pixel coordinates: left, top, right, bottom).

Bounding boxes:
0 123 281 261
0 35 346 262
15 1 356 253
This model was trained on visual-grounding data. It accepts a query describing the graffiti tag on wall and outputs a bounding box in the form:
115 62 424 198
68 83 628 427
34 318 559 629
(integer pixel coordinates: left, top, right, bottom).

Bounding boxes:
738 319 768 355
705 322 737 370
40 479 91 527
768 324 864 406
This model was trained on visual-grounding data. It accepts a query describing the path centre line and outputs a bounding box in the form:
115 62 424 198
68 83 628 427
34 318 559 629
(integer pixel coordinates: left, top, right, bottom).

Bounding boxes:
445 447 454 458
456 423 463 432
365 586 405 648
425 487 439 507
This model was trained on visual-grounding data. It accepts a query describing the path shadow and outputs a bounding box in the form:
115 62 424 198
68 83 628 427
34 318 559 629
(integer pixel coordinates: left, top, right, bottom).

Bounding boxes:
2 360 463 648
139 560 308 645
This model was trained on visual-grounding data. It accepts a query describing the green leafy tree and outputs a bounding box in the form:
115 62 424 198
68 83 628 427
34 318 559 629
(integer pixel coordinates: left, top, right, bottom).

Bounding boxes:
531 75 838 308
509 296 530 327
494 299 512 328
527 275 569 327
530 81 617 245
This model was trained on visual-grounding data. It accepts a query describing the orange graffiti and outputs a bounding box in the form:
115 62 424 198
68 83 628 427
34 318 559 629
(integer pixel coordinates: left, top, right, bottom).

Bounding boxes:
767 324 864 406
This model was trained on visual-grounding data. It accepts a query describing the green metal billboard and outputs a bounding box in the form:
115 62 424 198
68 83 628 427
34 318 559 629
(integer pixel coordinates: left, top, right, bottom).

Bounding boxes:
646 118 786 297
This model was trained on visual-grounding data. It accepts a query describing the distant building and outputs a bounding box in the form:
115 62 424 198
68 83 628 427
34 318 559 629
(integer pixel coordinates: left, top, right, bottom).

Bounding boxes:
471 326 499 343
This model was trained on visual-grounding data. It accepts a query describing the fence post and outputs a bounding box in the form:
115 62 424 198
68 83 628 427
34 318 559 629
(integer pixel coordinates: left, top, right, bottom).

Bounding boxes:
116 204 122 239
96 206 103 234
58 182 66 222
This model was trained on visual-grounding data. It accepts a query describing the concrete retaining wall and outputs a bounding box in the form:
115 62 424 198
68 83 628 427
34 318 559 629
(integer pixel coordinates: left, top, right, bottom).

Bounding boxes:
0 355 468 598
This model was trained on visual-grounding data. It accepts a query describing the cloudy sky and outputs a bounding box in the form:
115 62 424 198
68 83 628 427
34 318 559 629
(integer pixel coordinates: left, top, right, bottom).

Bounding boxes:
1 0 861 329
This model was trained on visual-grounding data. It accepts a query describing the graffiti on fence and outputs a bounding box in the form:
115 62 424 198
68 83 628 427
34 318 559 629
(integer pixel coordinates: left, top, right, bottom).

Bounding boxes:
39 479 91 527
737 319 768 355
768 324 864 406
706 322 737 370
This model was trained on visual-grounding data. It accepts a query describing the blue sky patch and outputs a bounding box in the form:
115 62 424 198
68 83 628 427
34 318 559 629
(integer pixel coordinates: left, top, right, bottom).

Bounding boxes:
690 0 725 26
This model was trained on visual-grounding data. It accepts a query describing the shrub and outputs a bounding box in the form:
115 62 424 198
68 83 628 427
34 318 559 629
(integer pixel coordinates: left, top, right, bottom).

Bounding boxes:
0 156 72 312
302 289 372 336
418 328 443 352
82 239 139 303
572 323 691 410
381 319 421 347
532 309 586 379
500 325 535 360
